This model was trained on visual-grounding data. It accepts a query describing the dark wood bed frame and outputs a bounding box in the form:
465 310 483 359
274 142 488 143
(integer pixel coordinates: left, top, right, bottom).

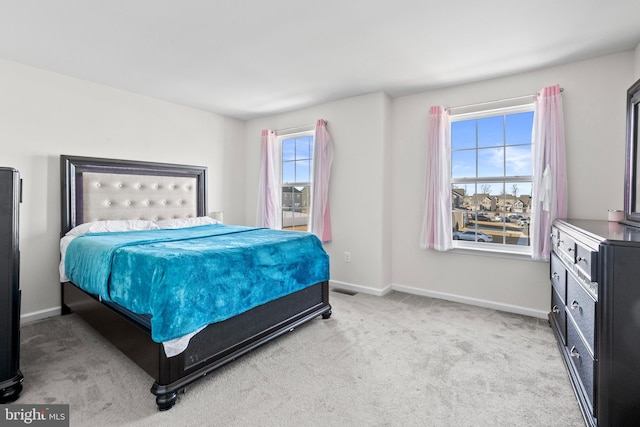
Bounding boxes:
59 155 332 410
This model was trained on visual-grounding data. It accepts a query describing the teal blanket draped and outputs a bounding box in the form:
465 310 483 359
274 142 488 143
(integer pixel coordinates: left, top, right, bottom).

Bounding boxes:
64 224 330 343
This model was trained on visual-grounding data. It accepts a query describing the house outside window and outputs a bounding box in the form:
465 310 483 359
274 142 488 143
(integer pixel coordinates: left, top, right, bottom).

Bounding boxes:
450 104 534 254
279 131 314 231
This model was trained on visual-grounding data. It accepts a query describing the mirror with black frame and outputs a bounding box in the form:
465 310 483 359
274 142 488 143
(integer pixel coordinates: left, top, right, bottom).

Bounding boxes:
622 77 640 227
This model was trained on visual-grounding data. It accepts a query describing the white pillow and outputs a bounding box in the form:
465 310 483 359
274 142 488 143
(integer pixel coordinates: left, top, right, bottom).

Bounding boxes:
154 216 218 229
66 219 160 236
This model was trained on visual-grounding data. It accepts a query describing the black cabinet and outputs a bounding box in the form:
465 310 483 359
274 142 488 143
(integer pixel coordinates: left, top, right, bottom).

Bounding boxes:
0 167 22 403
550 219 640 427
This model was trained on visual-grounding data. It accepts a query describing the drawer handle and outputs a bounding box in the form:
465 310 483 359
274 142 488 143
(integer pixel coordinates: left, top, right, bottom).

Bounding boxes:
570 346 581 359
552 305 560 314
576 256 586 263
567 247 574 252
570 300 580 310
552 272 559 281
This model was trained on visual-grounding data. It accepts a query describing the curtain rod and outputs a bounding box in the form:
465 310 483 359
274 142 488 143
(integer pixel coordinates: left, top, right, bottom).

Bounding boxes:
446 88 564 112
275 121 326 134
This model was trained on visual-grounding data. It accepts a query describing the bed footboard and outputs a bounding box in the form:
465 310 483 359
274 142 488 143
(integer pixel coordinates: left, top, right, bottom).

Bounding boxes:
62 281 331 410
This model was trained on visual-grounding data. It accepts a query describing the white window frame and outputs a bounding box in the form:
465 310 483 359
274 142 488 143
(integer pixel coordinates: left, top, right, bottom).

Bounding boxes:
450 102 535 256
276 128 315 232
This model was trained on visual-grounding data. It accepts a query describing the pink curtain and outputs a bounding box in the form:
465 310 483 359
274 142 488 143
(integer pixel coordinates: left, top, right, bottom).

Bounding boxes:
420 106 452 251
531 85 567 261
310 119 334 242
256 129 281 229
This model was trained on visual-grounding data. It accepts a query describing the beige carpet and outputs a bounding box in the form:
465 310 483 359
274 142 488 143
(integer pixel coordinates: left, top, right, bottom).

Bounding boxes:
17 290 584 426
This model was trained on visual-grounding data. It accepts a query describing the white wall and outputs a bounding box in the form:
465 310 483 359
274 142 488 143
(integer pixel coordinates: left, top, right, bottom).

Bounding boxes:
390 51 635 317
245 92 393 294
635 42 640 78
0 59 246 321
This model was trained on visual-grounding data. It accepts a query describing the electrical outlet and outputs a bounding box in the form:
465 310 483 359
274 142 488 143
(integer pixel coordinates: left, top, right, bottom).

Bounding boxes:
344 252 351 262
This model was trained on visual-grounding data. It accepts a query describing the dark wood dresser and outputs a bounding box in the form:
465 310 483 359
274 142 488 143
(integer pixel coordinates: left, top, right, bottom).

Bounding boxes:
0 167 22 403
550 219 640 426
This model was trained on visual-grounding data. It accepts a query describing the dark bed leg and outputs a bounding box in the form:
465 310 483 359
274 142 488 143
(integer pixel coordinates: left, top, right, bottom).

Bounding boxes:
321 283 331 320
155 391 178 411
60 282 72 315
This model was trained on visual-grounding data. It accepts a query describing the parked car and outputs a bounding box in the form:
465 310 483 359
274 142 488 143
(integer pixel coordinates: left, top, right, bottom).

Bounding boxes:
492 216 512 222
518 218 530 226
453 230 493 242
474 214 492 222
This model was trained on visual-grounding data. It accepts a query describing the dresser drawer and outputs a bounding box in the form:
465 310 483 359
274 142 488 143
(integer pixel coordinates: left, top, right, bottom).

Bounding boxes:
550 252 567 303
566 273 596 355
557 231 576 262
550 226 560 249
567 317 595 414
575 243 597 281
551 287 566 344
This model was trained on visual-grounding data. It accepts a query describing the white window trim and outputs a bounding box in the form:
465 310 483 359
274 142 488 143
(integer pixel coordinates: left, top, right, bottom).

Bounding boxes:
450 103 534 122
276 128 315 231
450 102 535 256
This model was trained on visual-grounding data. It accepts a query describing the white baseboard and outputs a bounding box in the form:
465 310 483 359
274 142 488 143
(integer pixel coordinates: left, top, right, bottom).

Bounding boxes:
329 280 392 296
391 283 548 319
20 306 61 325
329 280 547 319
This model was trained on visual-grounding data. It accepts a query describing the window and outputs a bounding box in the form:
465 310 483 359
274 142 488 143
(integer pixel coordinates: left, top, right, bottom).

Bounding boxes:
279 130 314 231
450 104 534 254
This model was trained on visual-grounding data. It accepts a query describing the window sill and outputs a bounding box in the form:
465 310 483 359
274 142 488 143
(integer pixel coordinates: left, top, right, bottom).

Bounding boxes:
451 241 539 262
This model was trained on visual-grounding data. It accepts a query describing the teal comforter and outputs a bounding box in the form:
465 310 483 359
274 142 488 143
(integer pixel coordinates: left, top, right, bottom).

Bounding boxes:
64 224 330 343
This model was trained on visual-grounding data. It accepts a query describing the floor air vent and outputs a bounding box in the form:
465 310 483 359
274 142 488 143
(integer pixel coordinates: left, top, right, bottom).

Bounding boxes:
331 288 357 296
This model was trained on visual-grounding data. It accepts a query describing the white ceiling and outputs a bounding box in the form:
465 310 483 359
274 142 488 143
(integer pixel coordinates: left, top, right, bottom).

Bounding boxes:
1 1 639 120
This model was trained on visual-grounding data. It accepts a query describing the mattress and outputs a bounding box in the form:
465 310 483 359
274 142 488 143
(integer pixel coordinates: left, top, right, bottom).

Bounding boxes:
62 224 330 354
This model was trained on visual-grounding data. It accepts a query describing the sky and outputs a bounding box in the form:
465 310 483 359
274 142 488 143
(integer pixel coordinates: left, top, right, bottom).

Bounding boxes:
282 135 313 185
451 111 534 197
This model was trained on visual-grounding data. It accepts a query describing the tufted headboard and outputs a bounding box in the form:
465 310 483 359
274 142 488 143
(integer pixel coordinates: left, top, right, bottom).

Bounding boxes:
60 155 207 236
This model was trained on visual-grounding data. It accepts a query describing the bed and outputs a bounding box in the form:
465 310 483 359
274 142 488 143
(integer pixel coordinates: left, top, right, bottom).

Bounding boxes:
59 155 332 410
